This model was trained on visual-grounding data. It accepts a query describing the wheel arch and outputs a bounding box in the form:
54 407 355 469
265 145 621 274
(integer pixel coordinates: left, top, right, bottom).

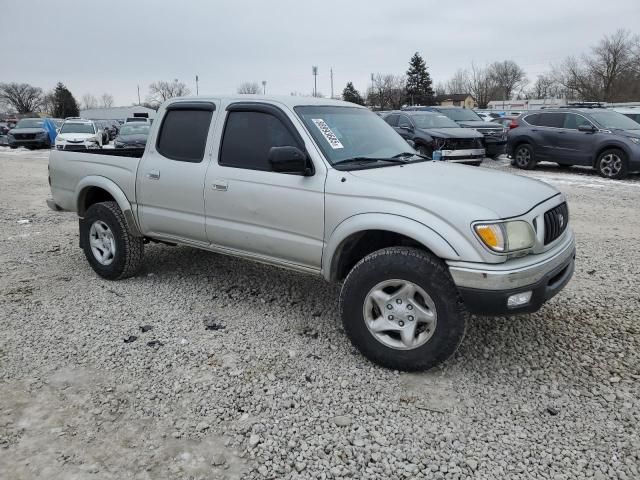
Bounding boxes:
591 143 631 168
75 176 142 237
323 213 468 282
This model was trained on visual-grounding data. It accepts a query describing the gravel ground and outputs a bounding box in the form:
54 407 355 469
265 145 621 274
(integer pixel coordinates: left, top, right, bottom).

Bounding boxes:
1 147 639 480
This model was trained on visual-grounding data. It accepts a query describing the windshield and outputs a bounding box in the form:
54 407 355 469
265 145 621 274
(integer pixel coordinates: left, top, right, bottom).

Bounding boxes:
590 111 640 130
438 109 483 122
295 106 415 165
15 119 44 129
120 124 150 136
60 123 95 134
412 114 459 129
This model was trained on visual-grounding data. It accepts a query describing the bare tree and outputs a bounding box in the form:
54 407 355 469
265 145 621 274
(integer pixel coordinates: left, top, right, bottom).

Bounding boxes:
237 82 262 94
101 93 115 108
467 63 495 109
367 74 406 110
82 93 98 110
147 79 191 107
434 82 447 97
0 82 43 113
41 90 56 114
554 29 640 102
488 60 527 100
445 69 470 94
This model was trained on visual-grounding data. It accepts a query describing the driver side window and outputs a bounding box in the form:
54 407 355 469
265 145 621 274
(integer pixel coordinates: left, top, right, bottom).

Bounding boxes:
398 116 412 128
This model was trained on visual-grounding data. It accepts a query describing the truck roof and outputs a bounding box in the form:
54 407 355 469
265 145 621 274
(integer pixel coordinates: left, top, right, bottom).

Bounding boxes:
163 95 363 109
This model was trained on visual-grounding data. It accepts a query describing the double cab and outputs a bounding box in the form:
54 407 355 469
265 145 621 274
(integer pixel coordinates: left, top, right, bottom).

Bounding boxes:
47 96 575 371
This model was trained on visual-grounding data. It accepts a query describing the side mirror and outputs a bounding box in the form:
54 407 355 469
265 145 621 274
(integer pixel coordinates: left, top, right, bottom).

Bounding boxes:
578 124 596 133
401 125 413 132
268 146 312 176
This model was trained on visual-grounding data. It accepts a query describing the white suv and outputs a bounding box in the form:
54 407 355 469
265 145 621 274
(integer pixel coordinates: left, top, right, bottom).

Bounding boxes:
55 119 103 150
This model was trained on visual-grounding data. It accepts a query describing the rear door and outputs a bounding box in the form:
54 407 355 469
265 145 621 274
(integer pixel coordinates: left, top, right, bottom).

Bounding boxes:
524 113 565 159
557 113 599 165
136 101 219 244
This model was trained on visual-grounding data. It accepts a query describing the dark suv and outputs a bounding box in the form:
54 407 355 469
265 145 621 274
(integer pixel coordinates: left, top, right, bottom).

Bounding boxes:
404 106 507 158
507 109 640 179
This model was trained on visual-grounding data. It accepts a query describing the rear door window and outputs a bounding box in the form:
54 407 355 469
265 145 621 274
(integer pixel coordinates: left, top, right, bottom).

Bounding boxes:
398 115 412 128
384 114 399 127
156 107 214 163
539 113 566 128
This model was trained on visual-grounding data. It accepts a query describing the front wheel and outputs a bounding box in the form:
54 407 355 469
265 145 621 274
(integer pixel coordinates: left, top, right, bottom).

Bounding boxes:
513 144 536 170
596 149 628 179
340 247 467 371
82 201 144 280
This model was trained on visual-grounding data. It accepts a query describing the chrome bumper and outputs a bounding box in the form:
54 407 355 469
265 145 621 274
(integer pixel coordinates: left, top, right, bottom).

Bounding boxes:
447 229 575 291
441 148 485 161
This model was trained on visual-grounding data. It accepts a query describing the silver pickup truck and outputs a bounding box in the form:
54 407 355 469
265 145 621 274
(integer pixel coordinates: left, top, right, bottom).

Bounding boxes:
47 95 575 371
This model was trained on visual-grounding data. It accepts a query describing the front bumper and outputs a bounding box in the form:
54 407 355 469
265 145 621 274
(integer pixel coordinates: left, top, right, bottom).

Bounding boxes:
9 137 50 148
441 148 485 164
448 229 575 315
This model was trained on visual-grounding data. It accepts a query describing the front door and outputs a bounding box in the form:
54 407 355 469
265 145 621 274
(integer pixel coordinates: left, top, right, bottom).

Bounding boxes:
137 102 218 244
557 113 600 165
204 103 325 270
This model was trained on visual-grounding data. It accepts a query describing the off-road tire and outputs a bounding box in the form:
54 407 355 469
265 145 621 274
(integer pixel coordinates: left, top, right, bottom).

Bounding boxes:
513 143 536 170
340 247 467 371
82 201 144 280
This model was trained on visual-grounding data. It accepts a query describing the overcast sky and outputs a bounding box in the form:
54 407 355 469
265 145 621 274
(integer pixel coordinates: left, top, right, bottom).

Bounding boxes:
2 0 639 106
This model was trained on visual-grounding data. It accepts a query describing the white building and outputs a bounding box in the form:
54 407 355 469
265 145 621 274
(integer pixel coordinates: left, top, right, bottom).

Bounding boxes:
487 98 567 111
79 106 157 121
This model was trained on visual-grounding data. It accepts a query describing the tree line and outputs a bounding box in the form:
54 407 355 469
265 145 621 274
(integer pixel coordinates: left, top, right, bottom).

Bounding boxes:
0 78 193 116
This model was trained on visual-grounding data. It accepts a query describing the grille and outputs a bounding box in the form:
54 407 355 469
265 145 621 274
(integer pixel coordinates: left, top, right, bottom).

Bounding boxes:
15 133 36 140
64 144 87 151
446 138 481 150
544 202 569 245
475 128 503 137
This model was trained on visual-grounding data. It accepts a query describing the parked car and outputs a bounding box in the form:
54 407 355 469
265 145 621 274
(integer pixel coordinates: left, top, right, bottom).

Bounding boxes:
507 108 640 179
611 107 640 125
475 111 501 121
97 120 118 140
404 106 507 158
125 116 151 124
7 117 54 149
384 111 485 165
492 116 519 129
113 123 150 148
55 119 103 150
47 95 575 372
0 122 10 135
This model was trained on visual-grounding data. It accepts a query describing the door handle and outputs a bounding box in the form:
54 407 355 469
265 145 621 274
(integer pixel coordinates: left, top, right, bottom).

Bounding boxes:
146 170 160 180
212 180 228 192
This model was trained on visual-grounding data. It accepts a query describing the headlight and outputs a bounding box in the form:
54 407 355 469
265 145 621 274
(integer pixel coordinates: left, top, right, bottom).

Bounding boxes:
474 220 535 253
630 137 640 145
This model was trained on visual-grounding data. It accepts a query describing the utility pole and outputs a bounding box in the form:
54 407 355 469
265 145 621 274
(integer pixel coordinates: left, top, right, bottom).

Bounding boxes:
262 80 267 95
330 68 334 99
196 75 199 96
137 85 141 105
312 66 318 97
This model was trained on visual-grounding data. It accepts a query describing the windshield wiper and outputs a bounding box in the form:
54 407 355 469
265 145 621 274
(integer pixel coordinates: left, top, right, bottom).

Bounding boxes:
332 156 409 166
392 152 429 160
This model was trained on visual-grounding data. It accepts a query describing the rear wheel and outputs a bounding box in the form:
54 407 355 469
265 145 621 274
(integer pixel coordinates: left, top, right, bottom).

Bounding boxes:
340 247 467 371
596 149 628 179
514 144 536 170
82 201 144 280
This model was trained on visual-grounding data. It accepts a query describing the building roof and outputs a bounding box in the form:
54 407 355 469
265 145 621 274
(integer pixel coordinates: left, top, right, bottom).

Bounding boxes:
80 106 158 120
435 94 475 102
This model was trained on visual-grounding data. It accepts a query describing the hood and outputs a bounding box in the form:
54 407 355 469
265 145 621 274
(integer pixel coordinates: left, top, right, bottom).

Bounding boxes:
455 120 503 129
57 133 96 142
418 127 483 139
620 129 640 138
347 161 558 219
117 134 148 143
9 127 46 135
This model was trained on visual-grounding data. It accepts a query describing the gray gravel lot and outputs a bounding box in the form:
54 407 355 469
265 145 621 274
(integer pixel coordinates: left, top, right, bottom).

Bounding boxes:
1 147 639 479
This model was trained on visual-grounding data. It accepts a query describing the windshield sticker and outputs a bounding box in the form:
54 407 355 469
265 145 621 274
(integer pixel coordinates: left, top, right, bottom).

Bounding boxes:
312 119 344 149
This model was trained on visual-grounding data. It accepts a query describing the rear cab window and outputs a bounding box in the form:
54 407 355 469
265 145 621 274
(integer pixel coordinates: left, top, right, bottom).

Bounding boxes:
156 103 215 163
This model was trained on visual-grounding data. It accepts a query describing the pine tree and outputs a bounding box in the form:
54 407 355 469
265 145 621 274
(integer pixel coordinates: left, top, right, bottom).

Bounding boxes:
342 82 364 105
52 82 80 118
405 52 435 106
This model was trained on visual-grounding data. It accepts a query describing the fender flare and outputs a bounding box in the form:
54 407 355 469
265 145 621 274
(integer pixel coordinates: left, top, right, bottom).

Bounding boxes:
591 142 633 167
75 176 142 237
322 213 464 281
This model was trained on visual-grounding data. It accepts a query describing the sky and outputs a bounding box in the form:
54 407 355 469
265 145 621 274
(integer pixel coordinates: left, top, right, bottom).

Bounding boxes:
1 0 639 106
